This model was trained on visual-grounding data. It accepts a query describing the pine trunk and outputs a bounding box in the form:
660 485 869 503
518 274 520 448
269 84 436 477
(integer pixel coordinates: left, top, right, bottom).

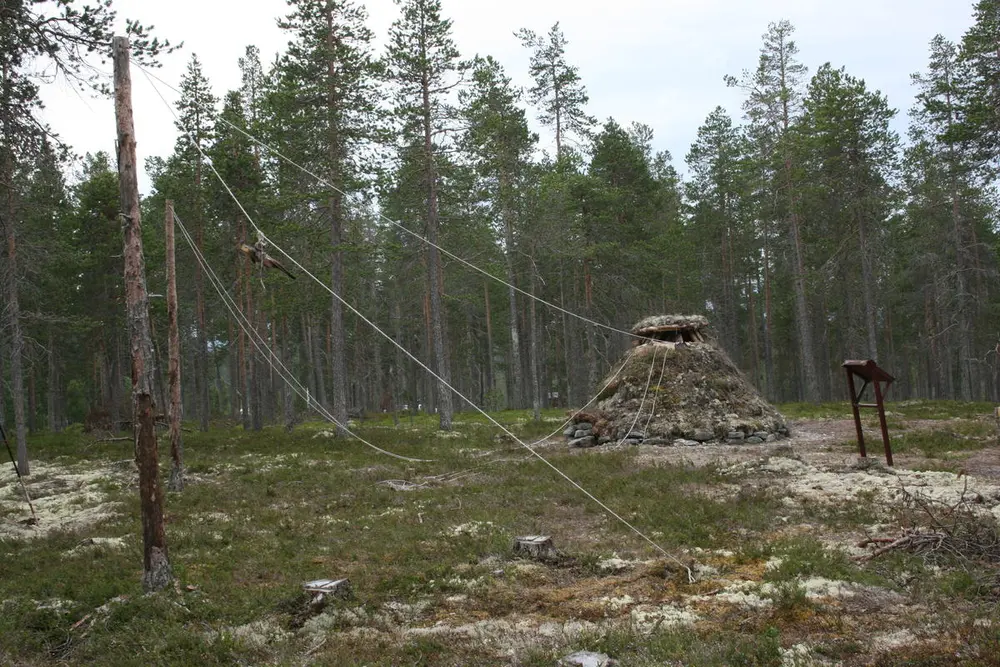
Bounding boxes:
529 259 541 422
228 318 239 420
110 335 122 433
0 332 6 426
302 313 317 407
282 316 296 431
560 268 573 407
422 75 453 430
47 331 58 432
393 299 404 426
788 193 819 402
762 217 776 399
329 192 348 432
483 281 495 400
501 189 522 409
251 308 263 432
115 37 171 592
26 358 35 435
311 319 328 411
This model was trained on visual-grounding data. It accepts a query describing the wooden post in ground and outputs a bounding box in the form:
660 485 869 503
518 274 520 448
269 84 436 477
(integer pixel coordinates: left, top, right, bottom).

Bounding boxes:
165 200 184 491
845 368 867 459
114 36 172 591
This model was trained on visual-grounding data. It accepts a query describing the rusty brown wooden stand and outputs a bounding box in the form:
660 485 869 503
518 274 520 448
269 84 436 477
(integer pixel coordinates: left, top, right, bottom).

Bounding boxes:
843 360 895 466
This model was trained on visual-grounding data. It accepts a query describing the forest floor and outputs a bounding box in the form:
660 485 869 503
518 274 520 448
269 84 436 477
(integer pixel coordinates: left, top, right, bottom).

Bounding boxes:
2 401 1000 666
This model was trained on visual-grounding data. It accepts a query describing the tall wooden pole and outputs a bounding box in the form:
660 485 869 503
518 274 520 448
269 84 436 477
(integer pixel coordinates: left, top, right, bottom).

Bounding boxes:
165 200 184 491
114 36 172 592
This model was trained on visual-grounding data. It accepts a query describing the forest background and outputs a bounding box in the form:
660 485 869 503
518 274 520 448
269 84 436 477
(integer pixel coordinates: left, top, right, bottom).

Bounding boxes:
3 0 1000 458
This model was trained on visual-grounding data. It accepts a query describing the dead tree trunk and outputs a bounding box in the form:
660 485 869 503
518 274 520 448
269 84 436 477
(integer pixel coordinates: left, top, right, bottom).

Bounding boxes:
165 201 184 491
115 36 171 592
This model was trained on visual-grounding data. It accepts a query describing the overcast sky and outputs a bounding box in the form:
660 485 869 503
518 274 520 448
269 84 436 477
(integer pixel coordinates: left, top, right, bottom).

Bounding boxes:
37 0 975 191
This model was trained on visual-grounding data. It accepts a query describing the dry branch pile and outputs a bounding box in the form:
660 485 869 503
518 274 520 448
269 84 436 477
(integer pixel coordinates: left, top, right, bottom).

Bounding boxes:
858 483 1000 595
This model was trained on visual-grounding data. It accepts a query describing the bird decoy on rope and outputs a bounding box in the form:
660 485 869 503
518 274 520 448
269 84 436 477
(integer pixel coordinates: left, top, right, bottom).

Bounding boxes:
238 240 296 281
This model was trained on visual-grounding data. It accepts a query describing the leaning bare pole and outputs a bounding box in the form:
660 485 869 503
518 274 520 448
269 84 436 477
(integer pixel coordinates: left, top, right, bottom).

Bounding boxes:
165 200 184 491
114 36 172 591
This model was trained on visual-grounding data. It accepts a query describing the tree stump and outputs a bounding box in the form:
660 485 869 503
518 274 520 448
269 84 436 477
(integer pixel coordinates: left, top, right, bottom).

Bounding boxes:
513 535 558 561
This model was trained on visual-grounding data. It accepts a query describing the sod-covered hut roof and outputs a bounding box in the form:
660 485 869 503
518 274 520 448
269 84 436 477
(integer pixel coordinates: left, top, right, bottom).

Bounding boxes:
573 315 787 446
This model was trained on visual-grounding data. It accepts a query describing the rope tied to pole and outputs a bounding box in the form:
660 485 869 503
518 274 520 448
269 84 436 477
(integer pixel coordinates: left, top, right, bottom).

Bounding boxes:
140 65 696 583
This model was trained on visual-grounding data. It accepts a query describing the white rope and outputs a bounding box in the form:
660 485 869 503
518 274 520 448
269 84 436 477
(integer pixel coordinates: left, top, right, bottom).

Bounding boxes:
643 347 669 434
615 347 658 446
173 211 430 463
134 62 643 342
521 349 634 449
140 67 694 580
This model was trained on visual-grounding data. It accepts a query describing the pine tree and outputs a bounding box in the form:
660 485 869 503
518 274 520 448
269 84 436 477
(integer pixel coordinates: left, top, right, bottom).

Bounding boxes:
278 0 382 433
960 0 1000 172
386 0 464 430
726 20 818 401
909 35 992 398
460 56 536 409
799 65 898 366
210 90 267 429
516 23 595 160
173 55 217 431
684 107 754 362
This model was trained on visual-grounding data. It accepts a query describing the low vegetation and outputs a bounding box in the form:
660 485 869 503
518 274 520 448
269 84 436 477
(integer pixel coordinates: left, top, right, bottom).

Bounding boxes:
2 402 1000 665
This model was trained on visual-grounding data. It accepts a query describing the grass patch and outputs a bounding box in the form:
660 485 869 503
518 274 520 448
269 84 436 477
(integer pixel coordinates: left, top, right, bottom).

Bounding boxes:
777 400 996 423
2 419 791 665
762 536 886 588
891 428 990 458
5 402 998 665
525 625 784 667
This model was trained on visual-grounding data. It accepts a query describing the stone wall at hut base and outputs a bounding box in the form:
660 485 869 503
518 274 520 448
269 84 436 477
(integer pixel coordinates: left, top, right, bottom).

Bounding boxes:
565 339 788 448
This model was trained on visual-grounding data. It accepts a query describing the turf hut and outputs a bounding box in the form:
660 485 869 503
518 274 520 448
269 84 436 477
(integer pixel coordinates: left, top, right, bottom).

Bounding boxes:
567 315 788 447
